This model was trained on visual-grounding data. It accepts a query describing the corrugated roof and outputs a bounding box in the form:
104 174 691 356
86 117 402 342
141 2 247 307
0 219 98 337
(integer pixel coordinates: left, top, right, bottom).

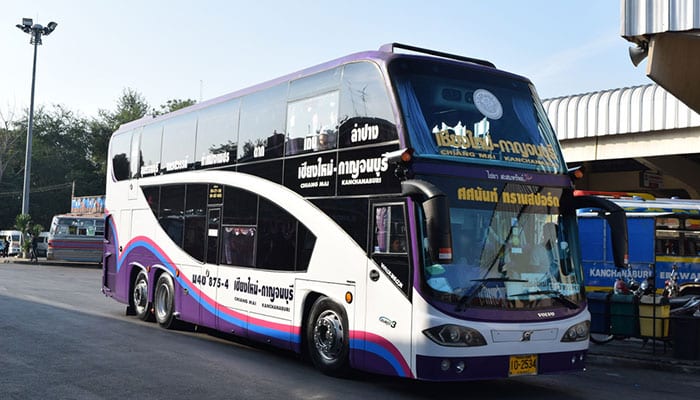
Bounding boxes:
622 0 700 39
542 84 700 140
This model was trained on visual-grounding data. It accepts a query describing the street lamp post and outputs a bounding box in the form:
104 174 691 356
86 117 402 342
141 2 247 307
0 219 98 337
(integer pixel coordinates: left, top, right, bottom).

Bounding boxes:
15 18 58 215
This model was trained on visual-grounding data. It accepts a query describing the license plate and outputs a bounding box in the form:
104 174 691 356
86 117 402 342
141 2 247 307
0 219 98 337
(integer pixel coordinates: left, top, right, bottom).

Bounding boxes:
509 354 538 376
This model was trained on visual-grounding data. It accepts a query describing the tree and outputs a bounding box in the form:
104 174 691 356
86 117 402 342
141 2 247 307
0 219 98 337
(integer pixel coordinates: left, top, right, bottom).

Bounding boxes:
88 88 150 175
0 107 23 188
153 98 197 116
32 106 101 221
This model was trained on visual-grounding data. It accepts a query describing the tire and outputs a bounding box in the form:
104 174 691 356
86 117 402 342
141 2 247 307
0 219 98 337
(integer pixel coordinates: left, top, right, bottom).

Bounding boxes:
154 273 178 329
589 333 614 344
306 297 350 376
132 270 152 321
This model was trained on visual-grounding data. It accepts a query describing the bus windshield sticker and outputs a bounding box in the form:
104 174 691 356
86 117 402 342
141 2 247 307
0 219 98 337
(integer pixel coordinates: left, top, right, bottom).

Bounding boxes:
433 130 560 169
473 89 503 120
457 185 561 209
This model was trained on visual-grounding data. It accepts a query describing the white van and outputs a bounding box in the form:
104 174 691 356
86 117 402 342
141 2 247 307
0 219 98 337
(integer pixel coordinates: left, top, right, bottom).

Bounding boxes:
37 231 50 257
0 230 22 256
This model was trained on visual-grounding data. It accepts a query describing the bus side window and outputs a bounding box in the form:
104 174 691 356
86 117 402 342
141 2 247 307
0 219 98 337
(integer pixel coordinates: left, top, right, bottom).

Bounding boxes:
373 204 407 254
656 238 679 255
685 234 700 255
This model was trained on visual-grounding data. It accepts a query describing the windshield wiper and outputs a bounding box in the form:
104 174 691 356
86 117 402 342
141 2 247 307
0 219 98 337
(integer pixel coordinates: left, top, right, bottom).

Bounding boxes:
456 277 527 311
510 289 579 310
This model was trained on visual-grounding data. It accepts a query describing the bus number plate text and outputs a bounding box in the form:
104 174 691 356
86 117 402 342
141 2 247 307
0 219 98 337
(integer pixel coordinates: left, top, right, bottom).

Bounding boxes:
508 354 538 376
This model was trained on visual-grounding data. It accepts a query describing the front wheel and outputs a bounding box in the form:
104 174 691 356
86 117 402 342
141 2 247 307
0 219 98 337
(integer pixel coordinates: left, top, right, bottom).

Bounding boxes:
154 274 178 329
306 297 350 376
589 333 614 344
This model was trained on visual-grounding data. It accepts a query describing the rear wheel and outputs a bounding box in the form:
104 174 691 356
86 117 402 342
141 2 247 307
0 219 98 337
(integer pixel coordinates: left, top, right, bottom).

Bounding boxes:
306 297 350 376
154 273 178 329
132 271 152 321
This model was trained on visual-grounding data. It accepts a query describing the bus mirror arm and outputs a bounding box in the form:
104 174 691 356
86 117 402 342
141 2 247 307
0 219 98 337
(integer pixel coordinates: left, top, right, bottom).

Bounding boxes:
401 180 453 264
572 195 629 268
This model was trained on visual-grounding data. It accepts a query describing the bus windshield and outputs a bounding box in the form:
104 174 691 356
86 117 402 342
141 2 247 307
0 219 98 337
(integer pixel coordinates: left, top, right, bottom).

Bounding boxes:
419 175 584 311
390 58 565 174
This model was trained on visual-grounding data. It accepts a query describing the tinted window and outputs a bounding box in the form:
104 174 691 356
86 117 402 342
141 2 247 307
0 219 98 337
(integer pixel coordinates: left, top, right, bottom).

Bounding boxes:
221 225 256 267
159 185 185 246
237 160 283 184
140 123 163 176
286 91 339 155
311 198 368 249
161 114 197 173
257 198 296 271
390 58 565 174
286 68 341 156
338 62 397 147
143 186 160 215
130 129 141 178
223 186 258 225
373 204 407 254
238 84 287 162
296 223 316 271
111 132 131 181
196 99 239 168
184 184 207 262
288 68 341 100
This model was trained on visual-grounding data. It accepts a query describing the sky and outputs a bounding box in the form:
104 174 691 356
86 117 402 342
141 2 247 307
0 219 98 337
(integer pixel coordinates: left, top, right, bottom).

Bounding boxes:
1 0 653 121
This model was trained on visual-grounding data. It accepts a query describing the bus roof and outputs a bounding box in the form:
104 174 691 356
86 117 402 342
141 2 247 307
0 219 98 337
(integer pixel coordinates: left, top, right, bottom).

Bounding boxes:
578 196 700 216
113 43 528 135
52 213 105 220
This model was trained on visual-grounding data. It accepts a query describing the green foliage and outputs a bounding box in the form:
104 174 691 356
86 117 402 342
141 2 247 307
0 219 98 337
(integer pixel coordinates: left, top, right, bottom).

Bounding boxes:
0 88 190 230
14 213 31 234
153 98 197 116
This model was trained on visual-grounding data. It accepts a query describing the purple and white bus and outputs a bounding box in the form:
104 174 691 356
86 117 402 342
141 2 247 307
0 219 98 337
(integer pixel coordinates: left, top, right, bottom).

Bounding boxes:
102 43 627 380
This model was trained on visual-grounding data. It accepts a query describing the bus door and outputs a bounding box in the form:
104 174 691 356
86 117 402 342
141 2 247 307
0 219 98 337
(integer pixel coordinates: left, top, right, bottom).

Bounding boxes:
364 201 413 375
102 215 118 294
206 208 221 265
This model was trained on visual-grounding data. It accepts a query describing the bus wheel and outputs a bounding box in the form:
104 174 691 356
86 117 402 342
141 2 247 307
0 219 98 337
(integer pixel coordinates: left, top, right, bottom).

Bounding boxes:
154 274 178 329
132 271 152 321
306 297 349 376
589 333 614 344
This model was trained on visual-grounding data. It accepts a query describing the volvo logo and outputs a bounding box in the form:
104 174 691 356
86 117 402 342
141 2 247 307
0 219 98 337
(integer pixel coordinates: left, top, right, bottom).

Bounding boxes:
521 330 534 342
537 311 556 318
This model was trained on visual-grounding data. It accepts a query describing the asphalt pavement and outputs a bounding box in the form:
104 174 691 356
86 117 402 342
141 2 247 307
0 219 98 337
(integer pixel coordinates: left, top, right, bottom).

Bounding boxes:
587 334 700 374
7 256 700 375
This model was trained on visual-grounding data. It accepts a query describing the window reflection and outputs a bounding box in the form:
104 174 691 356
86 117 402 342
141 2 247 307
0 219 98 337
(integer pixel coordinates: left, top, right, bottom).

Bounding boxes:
221 226 256 266
286 91 339 155
196 100 239 168
373 205 406 254
238 84 287 162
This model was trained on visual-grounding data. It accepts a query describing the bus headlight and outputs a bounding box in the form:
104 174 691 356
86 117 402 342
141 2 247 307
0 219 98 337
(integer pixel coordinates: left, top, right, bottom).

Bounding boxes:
561 321 590 342
423 324 487 347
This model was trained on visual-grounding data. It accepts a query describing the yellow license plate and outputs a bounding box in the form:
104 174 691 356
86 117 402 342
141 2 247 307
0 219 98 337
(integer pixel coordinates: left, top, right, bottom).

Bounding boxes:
509 354 538 376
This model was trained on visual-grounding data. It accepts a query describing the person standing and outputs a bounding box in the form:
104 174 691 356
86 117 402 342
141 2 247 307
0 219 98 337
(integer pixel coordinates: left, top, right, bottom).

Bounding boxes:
30 234 39 263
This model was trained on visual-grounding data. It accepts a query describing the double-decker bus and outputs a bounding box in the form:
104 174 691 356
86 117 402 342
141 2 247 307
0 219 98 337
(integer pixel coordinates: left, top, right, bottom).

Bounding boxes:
578 193 700 294
102 43 627 380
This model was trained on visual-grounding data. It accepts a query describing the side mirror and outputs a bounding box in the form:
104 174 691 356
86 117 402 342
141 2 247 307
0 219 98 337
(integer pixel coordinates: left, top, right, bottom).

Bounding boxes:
401 180 453 264
572 195 628 268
